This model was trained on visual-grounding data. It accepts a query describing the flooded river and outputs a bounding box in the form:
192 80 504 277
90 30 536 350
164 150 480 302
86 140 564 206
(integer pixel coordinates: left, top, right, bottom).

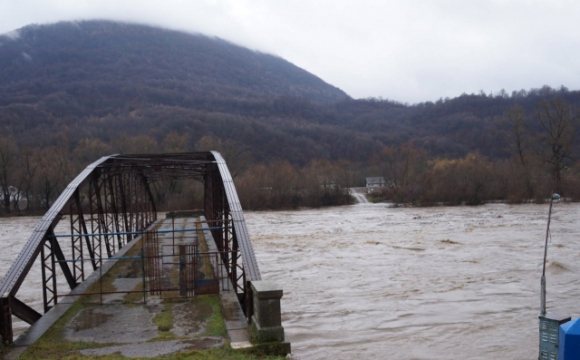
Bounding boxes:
2 203 580 359
245 202 580 360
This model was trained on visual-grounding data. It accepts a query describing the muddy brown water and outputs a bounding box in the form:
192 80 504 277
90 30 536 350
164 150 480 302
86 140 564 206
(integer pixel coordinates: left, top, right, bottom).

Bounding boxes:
244 203 580 360
2 203 580 359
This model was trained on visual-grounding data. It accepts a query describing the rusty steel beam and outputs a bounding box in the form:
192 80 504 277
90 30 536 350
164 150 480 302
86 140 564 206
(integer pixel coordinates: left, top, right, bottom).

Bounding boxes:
52 234 77 291
105 176 123 251
0 297 12 344
94 177 114 258
40 233 57 313
116 174 132 243
76 189 97 272
11 297 41 325
70 189 85 282
88 177 103 269
211 151 260 281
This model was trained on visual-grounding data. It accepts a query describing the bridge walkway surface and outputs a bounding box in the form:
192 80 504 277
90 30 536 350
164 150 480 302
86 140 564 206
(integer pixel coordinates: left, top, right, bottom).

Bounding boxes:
2 215 258 360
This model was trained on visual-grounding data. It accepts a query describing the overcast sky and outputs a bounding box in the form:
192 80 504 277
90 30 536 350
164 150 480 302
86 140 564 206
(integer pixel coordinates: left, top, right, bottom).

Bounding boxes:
1 0 579 103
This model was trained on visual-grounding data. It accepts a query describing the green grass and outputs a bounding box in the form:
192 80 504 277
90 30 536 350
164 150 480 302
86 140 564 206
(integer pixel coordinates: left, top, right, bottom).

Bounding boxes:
366 192 385 203
152 303 176 340
22 348 286 360
20 347 287 360
200 295 226 338
149 295 225 341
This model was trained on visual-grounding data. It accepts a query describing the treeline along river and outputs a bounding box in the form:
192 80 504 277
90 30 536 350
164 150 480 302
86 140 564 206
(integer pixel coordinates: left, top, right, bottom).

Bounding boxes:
2 203 580 359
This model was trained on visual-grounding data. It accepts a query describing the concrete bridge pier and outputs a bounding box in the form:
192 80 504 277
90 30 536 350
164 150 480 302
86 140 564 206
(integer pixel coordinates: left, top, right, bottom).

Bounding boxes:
249 280 291 355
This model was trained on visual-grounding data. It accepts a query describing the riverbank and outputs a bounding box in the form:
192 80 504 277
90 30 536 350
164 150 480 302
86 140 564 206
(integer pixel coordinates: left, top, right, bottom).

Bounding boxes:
365 189 570 207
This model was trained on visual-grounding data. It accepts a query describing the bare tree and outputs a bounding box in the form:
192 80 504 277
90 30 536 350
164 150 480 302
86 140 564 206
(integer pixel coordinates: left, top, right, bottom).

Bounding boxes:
73 138 113 165
113 134 159 154
19 148 39 212
34 146 72 210
535 98 578 190
0 138 18 213
500 104 535 199
195 136 251 179
163 132 190 153
374 142 426 188
504 105 529 167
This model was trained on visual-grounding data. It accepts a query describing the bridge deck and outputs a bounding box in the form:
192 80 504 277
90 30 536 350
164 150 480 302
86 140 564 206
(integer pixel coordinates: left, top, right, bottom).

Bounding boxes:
5 215 251 359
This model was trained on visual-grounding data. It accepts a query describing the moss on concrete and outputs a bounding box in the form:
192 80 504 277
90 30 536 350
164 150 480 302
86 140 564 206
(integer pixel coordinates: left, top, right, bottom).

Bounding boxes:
241 341 292 358
198 295 226 338
151 302 176 341
249 326 291 357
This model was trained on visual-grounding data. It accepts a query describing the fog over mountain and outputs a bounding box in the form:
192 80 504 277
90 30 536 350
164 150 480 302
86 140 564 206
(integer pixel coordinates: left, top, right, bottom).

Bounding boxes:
0 21 348 105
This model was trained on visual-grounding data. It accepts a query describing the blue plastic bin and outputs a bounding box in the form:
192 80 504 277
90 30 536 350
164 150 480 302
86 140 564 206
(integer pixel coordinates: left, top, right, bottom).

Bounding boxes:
559 318 580 360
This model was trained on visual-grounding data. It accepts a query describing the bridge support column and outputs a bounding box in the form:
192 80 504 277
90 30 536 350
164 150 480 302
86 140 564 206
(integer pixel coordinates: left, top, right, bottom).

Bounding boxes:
249 281 290 356
0 296 12 344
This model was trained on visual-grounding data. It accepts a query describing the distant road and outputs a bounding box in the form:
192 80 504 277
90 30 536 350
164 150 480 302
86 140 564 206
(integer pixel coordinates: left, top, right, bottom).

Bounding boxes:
350 188 369 203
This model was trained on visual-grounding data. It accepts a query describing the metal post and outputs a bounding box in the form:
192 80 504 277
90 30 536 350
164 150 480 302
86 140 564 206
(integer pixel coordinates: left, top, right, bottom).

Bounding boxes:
99 230 103 305
541 194 555 316
41 236 57 313
179 245 186 297
141 246 146 304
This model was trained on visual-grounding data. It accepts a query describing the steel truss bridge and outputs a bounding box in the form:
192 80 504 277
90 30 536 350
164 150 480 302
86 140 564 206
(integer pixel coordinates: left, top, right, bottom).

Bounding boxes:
0 152 261 344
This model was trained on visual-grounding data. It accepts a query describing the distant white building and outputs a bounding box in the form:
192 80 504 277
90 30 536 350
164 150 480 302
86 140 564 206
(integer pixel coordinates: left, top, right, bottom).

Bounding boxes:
365 177 387 193
365 177 386 187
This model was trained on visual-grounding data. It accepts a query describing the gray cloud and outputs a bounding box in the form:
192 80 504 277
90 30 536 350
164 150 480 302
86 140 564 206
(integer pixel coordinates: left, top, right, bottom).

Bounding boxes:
1 0 579 103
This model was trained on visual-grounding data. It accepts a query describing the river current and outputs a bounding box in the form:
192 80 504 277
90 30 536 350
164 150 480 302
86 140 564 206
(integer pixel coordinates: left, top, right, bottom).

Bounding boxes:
1 202 580 359
245 202 580 360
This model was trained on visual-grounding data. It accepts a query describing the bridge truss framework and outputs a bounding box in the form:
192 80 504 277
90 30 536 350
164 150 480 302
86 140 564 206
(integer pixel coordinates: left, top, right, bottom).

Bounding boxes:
0 152 261 344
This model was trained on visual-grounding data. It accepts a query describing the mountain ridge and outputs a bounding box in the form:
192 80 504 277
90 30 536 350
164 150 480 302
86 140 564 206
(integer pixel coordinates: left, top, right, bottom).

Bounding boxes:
0 20 349 105
2 20 580 166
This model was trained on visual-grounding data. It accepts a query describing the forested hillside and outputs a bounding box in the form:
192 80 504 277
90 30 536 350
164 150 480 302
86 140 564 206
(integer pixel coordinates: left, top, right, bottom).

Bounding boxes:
1 20 580 213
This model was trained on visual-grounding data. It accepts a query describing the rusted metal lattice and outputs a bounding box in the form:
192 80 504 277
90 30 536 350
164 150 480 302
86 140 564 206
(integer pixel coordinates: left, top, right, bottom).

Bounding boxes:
0 152 261 344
